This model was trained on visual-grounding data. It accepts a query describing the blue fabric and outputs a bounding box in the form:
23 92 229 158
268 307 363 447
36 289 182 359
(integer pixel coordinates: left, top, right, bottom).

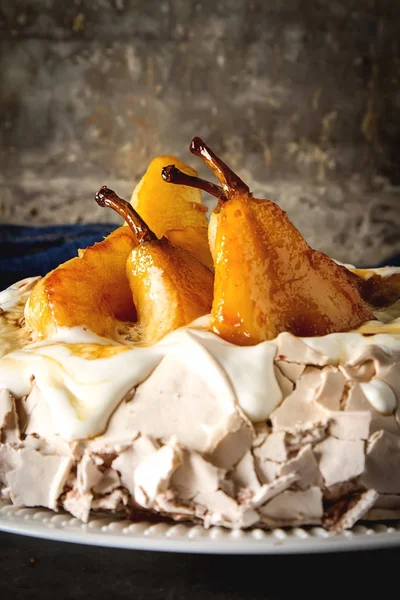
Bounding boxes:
0 224 117 290
0 224 399 291
376 254 400 267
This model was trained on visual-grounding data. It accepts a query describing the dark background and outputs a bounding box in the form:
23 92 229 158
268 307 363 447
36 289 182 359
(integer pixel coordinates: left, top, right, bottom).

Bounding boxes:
0 531 393 599
0 0 399 265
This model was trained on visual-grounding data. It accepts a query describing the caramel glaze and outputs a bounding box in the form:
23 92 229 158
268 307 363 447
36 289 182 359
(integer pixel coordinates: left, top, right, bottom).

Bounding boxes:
346 271 400 308
162 137 376 344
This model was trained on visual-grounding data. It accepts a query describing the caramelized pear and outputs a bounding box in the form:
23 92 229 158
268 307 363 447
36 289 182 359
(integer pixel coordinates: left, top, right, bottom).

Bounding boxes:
163 137 374 345
165 227 212 271
345 268 400 308
26 227 137 339
96 187 214 344
130 155 213 269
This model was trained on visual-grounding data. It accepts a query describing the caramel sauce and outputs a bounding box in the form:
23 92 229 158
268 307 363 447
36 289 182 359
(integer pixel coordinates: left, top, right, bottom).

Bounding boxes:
354 273 400 308
355 320 400 336
65 344 128 360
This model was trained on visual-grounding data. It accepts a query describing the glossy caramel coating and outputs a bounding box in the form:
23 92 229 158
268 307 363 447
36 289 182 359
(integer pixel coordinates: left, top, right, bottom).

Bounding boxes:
212 194 374 344
163 137 375 345
127 238 214 344
26 226 137 339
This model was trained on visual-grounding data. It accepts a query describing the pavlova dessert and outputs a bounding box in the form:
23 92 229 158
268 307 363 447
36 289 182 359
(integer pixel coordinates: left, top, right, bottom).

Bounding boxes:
1 137 400 531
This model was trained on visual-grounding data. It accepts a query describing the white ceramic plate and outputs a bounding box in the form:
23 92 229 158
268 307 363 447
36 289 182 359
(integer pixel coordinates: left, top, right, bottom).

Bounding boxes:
0 503 400 554
1 501 400 554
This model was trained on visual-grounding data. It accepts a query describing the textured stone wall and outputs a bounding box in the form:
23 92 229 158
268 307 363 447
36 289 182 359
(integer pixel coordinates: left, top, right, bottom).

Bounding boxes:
0 0 399 265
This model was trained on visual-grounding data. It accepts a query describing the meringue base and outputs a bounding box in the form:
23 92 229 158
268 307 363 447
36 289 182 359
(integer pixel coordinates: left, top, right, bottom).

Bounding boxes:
1 276 400 531
1 373 400 532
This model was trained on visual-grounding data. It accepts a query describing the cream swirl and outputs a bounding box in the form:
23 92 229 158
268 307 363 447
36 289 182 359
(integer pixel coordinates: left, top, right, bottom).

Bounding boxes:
1 272 400 442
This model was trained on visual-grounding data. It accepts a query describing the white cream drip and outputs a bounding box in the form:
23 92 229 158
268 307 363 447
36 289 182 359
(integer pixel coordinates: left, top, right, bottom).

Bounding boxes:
0 324 283 440
296 331 400 364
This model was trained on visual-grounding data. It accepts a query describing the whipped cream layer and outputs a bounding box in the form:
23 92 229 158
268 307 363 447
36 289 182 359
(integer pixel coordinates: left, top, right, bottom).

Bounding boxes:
1 272 400 530
1 275 400 442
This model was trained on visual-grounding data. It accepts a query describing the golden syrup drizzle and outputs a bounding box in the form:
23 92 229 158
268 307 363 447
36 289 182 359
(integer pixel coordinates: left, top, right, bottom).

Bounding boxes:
64 343 129 360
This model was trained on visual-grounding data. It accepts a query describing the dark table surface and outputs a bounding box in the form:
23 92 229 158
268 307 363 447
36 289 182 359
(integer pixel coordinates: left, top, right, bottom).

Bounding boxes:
0 531 396 599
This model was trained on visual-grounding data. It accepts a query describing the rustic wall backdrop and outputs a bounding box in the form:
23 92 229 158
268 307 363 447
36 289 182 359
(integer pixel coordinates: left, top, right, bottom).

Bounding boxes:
0 0 399 265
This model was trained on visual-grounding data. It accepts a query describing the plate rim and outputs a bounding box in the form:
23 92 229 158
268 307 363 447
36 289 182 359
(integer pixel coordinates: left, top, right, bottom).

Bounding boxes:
1 503 400 554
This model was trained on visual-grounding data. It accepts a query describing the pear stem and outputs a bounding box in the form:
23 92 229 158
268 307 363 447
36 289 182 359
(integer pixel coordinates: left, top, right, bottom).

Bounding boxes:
190 137 250 196
95 186 156 243
161 165 226 201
